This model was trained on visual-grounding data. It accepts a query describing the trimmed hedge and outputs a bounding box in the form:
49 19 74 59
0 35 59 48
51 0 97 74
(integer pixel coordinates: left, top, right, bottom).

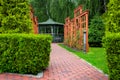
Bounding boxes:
0 34 52 74
0 0 32 33
103 33 120 80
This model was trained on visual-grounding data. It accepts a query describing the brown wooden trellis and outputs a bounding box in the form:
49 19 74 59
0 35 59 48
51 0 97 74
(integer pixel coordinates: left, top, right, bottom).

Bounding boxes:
30 5 38 34
64 5 89 52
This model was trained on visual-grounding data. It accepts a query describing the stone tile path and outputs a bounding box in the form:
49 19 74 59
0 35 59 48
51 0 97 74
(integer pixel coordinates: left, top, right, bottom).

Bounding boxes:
0 43 108 80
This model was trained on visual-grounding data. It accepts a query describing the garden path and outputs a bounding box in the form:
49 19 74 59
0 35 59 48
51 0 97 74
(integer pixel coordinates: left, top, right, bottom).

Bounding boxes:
0 43 108 80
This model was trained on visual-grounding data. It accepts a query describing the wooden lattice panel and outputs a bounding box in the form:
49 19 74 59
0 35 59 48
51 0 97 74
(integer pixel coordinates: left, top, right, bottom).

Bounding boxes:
64 5 89 52
30 5 38 34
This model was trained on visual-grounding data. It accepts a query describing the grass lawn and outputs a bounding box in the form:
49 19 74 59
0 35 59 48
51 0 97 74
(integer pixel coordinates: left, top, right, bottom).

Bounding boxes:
58 43 109 74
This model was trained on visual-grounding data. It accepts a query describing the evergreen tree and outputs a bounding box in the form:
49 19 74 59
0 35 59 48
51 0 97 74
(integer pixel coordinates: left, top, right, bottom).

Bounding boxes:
0 0 32 33
104 0 120 33
0 0 3 33
103 0 120 79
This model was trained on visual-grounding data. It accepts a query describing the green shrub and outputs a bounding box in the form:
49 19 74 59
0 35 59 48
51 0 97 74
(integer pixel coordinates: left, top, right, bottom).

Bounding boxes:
103 0 120 79
103 33 120 80
0 34 52 74
89 15 105 47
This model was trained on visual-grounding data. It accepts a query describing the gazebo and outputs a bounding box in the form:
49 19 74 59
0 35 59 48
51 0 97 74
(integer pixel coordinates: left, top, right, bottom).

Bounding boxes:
38 18 64 42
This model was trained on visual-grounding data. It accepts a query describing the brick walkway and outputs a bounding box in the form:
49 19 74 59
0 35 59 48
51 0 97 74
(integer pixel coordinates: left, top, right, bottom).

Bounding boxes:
0 43 108 80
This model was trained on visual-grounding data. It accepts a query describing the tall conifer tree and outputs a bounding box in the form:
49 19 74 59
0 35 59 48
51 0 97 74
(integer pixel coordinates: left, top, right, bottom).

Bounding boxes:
0 0 32 33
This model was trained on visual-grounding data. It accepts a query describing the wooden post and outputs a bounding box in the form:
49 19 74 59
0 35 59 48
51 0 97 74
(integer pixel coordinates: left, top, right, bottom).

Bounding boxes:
86 11 89 52
30 5 38 34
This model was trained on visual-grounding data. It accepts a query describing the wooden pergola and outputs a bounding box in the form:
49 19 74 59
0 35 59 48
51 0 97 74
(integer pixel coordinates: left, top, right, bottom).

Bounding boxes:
64 5 89 52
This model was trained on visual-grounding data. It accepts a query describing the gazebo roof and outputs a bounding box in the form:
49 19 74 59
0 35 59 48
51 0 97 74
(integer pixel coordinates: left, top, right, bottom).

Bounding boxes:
38 18 64 25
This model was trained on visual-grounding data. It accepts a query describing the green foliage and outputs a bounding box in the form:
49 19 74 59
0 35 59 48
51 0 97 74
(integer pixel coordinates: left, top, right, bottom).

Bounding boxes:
0 0 32 33
103 33 120 80
77 0 109 19
103 0 120 33
103 0 120 79
30 0 48 22
50 0 75 23
30 0 75 23
30 0 109 23
0 34 52 74
89 15 105 47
